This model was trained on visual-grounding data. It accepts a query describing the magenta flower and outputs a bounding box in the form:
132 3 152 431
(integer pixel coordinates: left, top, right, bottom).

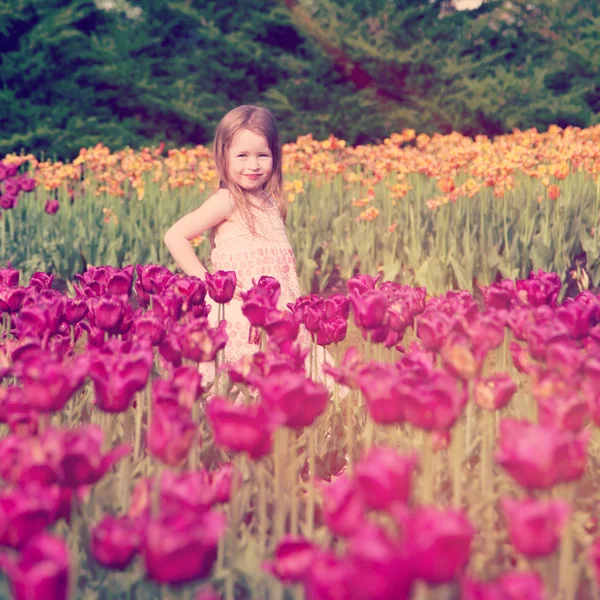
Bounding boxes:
355 447 417 512
1 534 69 600
263 536 316 583
143 510 226 585
148 403 198 467
501 497 570 558
323 347 362 390
406 507 475 584
207 397 277 459
349 289 389 331
179 318 228 363
44 199 60 214
321 474 366 537
90 515 144 570
495 418 590 489
264 309 299 344
473 374 517 411
159 470 216 516
416 310 452 352
258 370 329 428
205 270 236 304
358 363 404 424
0 268 20 286
302 549 353 600
87 294 130 334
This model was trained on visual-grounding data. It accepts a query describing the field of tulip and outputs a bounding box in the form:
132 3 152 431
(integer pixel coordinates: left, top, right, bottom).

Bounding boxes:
2 124 600 296
1 262 600 600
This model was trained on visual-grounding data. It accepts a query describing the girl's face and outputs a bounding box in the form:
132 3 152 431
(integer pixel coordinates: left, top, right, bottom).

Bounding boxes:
227 129 273 196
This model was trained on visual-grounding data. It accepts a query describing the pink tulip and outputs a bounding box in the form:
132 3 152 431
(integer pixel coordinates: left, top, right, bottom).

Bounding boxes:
88 294 130 333
60 425 131 488
2 534 69 600
27 272 53 290
44 199 59 214
90 515 143 570
258 370 328 428
207 396 276 459
347 273 381 295
0 268 20 286
159 470 216 515
321 474 365 537
495 418 589 489
210 464 234 503
358 363 404 424
143 510 226 584
264 309 299 344
0 486 58 549
462 571 546 600
480 279 516 311
415 310 452 352
205 270 236 304
179 318 228 363
263 536 316 583
473 374 517 411
241 277 281 327
0 285 27 313
402 370 466 431
302 549 353 600
170 276 207 308
132 314 166 345
346 522 413 600
355 446 417 511
135 264 177 294
17 352 88 413
349 288 389 331
89 346 152 413
406 507 475 584
516 269 561 307
501 497 570 558
323 347 362 390
149 403 197 467
537 392 589 432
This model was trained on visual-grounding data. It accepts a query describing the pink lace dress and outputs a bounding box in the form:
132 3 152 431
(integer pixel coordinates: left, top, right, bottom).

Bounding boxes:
199 198 334 391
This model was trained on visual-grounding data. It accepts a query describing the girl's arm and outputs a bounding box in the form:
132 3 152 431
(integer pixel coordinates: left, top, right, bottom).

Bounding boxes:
163 188 233 278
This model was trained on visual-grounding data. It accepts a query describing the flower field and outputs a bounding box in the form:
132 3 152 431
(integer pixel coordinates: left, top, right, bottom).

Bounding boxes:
0 263 600 599
2 127 600 599
2 124 600 296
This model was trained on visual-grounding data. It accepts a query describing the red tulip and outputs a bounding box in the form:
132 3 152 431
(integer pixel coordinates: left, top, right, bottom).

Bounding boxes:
495 418 589 489
149 403 197 467
501 497 570 558
258 370 328 428
406 507 475 584
321 474 365 537
2 534 69 600
263 536 316 583
143 510 226 584
473 374 517 411
205 270 236 304
207 396 276 459
90 515 143 570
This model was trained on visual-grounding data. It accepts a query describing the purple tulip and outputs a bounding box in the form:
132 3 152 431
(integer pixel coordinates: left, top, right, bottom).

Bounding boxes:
44 199 59 214
349 288 389 331
0 268 20 286
90 515 143 570
205 270 236 304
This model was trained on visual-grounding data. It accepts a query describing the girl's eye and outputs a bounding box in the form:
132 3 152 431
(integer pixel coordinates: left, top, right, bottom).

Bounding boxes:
238 154 247 158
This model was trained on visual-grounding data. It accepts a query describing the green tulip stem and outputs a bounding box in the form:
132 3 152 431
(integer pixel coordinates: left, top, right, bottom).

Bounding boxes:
189 403 200 471
274 427 288 544
152 464 163 517
450 418 464 509
594 174 600 234
306 426 316 537
225 458 243 600
322 345 327 388
557 482 578 600
479 409 494 497
120 410 133 512
309 335 314 380
257 461 267 558
69 494 80 600
134 387 145 462
465 378 476 453
420 432 435 504
503 193 509 262
345 391 354 476
290 437 299 536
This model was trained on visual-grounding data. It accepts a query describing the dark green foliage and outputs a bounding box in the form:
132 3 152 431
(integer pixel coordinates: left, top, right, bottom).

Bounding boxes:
1 0 599 160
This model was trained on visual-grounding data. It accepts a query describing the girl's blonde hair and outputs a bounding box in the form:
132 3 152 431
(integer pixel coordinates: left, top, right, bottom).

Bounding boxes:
212 105 285 236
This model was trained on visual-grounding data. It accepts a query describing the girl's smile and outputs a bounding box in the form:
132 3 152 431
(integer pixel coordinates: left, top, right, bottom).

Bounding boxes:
228 129 273 193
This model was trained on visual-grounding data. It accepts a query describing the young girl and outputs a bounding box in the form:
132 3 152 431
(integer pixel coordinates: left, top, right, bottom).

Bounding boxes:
163 105 331 387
